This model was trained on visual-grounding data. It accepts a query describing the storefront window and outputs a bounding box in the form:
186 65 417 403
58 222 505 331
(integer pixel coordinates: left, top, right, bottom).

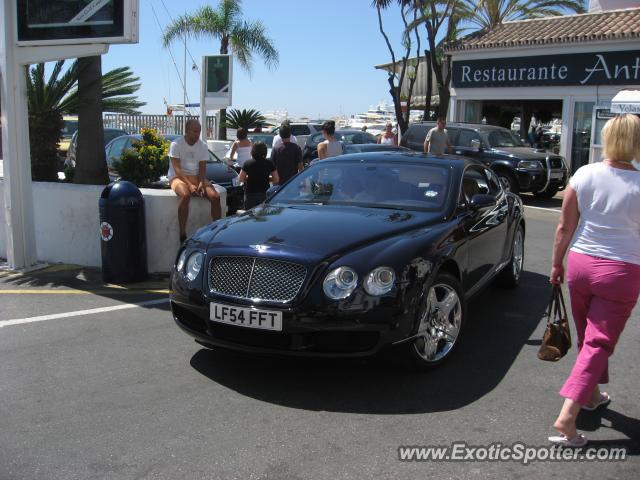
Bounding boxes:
571 101 594 173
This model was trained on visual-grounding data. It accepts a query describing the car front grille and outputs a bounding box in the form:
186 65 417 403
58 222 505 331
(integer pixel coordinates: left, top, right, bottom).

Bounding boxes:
208 256 306 303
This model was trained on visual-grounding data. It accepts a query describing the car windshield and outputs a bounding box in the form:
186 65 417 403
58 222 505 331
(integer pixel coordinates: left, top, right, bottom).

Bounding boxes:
485 129 525 148
271 161 450 211
61 120 78 139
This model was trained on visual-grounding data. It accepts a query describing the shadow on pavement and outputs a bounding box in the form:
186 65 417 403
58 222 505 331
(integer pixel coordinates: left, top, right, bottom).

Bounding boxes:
576 408 640 455
189 270 550 414
0 262 170 309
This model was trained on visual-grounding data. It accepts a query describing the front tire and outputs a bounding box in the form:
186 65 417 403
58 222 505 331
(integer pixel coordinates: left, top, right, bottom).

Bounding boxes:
496 224 525 287
405 272 465 370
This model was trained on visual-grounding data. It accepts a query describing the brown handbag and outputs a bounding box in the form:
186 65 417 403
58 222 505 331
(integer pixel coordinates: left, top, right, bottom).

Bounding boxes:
538 285 572 361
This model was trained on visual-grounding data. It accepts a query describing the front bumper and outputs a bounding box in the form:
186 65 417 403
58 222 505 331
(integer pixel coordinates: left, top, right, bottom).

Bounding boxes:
170 278 412 358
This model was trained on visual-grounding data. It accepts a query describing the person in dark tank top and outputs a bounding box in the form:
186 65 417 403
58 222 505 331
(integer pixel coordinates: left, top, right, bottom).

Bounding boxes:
239 141 279 210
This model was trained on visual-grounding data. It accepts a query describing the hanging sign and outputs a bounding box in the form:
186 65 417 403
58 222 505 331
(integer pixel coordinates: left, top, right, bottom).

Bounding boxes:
16 0 139 45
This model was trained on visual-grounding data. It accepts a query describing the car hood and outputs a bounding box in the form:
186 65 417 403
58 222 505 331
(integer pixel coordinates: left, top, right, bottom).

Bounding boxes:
206 162 238 185
490 147 553 160
204 204 442 261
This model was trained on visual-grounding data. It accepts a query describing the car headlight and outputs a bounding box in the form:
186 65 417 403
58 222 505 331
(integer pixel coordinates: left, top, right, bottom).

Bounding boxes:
323 266 358 300
176 250 187 272
364 266 395 296
185 252 204 281
517 160 543 170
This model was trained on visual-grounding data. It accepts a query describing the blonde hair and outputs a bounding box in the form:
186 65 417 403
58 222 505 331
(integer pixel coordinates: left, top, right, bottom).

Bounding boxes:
602 114 640 163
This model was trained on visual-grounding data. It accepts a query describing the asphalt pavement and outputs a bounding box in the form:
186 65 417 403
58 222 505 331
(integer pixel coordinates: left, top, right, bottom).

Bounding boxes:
1 196 639 479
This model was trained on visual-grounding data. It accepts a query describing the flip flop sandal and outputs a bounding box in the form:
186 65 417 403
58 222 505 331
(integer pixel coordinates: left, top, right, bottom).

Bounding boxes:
548 433 588 447
582 392 611 411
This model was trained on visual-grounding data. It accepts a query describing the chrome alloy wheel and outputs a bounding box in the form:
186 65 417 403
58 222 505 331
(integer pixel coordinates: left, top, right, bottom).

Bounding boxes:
512 227 524 281
413 283 462 362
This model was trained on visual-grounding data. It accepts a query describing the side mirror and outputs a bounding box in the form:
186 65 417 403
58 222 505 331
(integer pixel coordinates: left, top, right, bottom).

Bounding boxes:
469 193 496 210
470 139 482 152
266 185 281 200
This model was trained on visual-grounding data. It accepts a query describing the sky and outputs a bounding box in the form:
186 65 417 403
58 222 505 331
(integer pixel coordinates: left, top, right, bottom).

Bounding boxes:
101 0 411 119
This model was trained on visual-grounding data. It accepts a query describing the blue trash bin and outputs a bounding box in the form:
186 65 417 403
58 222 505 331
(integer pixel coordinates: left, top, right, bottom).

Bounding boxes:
99 181 148 283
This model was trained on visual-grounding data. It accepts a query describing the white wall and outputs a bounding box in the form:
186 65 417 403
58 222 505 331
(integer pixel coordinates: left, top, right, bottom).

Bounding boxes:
589 0 640 12
0 179 226 274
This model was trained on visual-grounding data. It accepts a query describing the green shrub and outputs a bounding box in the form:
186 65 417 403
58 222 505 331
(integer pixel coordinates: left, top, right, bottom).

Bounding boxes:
112 128 169 187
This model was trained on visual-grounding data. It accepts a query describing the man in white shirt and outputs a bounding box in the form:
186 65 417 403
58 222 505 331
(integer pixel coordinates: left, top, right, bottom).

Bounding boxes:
272 120 297 150
424 116 452 155
168 119 221 243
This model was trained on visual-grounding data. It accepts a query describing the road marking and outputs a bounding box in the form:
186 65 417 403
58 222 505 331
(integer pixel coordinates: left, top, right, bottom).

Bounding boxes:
0 289 170 295
524 205 561 213
0 298 169 328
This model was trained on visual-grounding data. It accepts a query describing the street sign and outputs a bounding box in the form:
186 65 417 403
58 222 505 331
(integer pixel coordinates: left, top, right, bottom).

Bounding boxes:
16 0 138 46
203 54 232 109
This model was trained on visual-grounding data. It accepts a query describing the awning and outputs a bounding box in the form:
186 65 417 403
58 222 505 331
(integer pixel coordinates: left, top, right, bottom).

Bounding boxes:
610 90 640 114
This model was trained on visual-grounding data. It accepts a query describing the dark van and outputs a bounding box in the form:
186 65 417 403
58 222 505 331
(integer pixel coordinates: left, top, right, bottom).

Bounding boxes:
401 122 568 198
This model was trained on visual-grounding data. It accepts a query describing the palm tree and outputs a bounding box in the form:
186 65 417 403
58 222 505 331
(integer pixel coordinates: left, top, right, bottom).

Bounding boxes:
460 0 586 31
26 60 145 182
162 0 279 140
225 108 266 130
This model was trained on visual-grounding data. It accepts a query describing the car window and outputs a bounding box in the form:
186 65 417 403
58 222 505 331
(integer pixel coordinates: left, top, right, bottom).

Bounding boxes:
103 130 127 146
106 136 128 165
404 124 430 143
291 125 310 136
61 119 78 139
486 129 523 148
457 129 482 148
208 150 222 163
445 127 460 145
272 161 450 211
340 132 376 145
312 124 323 131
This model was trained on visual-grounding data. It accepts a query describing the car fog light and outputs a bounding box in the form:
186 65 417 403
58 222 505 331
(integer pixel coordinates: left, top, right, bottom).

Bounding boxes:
185 252 204 281
364 266 396 295
323 266 358 300
176 250 187 272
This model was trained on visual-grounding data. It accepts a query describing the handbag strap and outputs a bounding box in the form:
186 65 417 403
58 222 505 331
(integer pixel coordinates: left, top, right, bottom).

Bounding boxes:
546 285 568 325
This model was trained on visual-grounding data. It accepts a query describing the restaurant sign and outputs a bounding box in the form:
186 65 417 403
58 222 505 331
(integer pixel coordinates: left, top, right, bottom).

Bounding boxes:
452 50 640 88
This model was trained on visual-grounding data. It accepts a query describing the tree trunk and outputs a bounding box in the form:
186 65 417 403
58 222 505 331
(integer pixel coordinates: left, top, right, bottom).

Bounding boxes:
218 108 227 140
74 56 108 185
423 50 432 121
29 109 63 182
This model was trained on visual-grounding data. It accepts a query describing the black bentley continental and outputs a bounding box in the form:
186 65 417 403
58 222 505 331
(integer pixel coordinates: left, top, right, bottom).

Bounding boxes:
170 153 525 368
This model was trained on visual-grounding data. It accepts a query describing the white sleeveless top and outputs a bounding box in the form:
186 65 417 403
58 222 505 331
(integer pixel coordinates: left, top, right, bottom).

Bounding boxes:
380 135 394 145
235 145 252 167
570 162 640 265
322 139 343 158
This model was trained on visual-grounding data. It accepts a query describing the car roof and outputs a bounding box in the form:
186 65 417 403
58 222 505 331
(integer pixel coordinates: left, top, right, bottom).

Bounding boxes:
408 121 511 132
318 151 481 171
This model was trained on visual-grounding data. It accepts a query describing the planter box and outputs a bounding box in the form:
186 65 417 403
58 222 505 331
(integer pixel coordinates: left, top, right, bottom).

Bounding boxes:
0 179 227 273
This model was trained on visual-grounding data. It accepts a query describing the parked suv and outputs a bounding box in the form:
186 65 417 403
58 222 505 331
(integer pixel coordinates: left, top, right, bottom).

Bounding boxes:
270 122 324 149
401 122 568 198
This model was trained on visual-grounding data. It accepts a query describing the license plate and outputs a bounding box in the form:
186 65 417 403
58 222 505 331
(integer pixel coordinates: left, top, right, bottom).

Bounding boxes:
550 171 563 179
210 303 283 331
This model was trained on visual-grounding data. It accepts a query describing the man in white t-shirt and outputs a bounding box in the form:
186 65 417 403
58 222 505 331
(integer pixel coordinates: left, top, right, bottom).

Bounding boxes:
424 116 452 155
168 119 221 243
272 120 297 150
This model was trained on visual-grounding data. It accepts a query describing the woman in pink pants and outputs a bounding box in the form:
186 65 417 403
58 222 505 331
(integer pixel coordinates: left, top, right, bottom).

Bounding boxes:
549 114 640 447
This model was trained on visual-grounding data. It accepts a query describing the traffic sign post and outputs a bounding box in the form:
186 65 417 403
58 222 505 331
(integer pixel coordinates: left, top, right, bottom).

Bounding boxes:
200 54 232 140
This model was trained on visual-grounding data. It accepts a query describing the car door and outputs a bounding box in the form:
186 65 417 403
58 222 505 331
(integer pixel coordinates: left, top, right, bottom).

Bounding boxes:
458 166 508 292
453 128 485 162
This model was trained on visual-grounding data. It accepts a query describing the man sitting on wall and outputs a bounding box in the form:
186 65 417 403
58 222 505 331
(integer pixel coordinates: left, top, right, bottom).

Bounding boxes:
168 119 221 243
